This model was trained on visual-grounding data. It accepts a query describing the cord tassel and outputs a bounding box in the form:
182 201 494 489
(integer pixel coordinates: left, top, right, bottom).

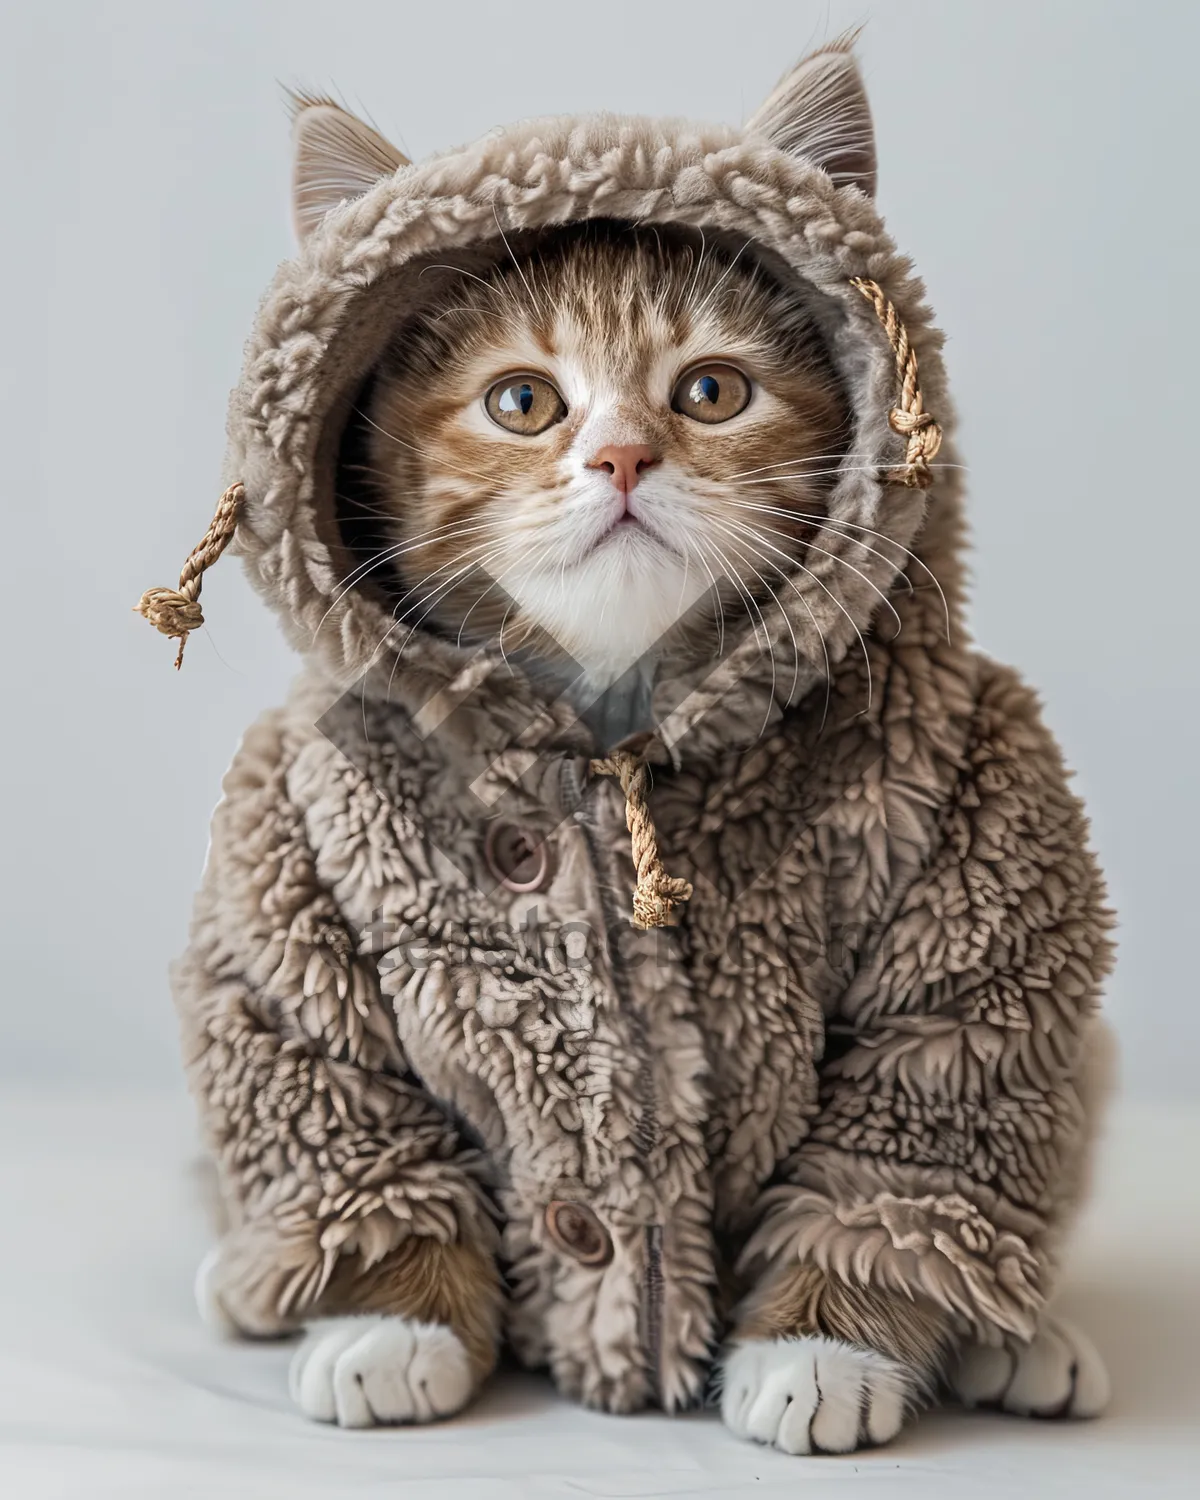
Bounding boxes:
135 481 243 667
850 278 943 489
590 750 692 930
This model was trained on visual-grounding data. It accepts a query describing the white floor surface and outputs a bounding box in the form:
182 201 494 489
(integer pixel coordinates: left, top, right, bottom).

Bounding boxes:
1 1091 1196 1499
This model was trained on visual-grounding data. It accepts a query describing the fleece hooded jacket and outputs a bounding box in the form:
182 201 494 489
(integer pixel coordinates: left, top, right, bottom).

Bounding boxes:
172 54 1113 1415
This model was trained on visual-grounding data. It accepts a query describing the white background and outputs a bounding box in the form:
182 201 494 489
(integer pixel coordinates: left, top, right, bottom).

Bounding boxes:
2 0 1197 1098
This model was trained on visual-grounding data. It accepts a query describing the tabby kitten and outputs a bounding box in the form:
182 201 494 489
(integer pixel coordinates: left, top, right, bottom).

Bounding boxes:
356 222 850 718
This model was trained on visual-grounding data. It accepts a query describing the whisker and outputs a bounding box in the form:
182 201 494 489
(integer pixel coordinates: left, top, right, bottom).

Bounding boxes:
722 511 904 639
700 532 772 663
708 525 834 731
386 543 514 698
355 406 500 488
688 238 751 325
491 200 543 318
371 535 517 690
313 517 501 642
784 510 953 644
727 501 914 597
710 514 874 714
723 452 859 482
731 461 966 489
705 527 797 732
685 538 726 659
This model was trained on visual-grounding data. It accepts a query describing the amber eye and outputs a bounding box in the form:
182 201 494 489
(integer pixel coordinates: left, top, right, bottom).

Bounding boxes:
671 363 752 424
484 374 566 435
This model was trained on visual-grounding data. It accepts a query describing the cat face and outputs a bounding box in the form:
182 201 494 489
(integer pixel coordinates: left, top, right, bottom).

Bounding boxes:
358 224 850 682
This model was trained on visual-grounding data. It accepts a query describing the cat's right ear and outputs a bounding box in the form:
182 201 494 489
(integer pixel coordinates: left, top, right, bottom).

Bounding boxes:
745 31 877 197
288 92 409 242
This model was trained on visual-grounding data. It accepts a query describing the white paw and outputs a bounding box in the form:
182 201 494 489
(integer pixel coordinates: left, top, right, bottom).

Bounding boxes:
288 1315 474 1428
720 1335 916 1455
949 1315 1109 1419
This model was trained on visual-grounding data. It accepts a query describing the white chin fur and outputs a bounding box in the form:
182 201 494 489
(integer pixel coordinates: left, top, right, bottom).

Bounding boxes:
503 532 711 680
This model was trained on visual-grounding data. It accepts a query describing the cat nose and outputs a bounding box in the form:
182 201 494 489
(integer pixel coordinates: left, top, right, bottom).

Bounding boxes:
588 443 660 494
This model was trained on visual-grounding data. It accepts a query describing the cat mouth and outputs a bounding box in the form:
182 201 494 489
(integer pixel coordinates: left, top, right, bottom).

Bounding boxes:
604 512 646 536
561 497 681 569
599 499 661 541
590 513 671 558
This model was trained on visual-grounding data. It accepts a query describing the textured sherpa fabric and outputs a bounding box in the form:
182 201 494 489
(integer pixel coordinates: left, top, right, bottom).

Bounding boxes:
175 100 1114 1414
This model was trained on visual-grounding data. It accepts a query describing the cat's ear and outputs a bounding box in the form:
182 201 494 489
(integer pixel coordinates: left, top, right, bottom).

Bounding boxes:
288 92 409 241
745 32 877 197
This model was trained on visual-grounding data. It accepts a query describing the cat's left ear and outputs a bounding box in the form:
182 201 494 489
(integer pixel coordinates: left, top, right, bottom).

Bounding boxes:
288 92 409 241
745 32 877 197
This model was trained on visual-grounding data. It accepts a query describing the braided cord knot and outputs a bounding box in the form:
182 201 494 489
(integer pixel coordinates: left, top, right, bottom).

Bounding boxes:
135 481 243 667
590 750 692 930
850 277 943 489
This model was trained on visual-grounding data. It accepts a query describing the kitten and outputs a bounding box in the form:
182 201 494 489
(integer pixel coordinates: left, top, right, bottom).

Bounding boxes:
354 221 850 738
174 59 1113 1451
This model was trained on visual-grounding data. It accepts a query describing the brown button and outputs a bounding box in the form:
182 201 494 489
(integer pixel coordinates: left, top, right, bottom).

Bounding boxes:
484 822 550 893
544 1200 613 1267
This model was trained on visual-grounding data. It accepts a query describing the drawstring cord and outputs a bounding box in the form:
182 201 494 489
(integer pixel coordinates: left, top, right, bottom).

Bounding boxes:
590 750 693 930
850 277 943 488
134 480 243 667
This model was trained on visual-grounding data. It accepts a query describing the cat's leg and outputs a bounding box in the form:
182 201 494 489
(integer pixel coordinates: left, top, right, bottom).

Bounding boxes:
183 973 505 1430
719 1264 951 1454
200 1225 503 1428
177 712 508 1428
287 1237 504 1428
947 1313 1109 1419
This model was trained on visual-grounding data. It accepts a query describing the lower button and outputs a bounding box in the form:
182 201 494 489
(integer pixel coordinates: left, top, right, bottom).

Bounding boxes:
544 1199 613 1267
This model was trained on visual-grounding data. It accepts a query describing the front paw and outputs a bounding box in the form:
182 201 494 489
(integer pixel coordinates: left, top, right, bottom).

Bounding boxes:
289 1315 475 1428
720 1335 917 1454
948 1314 1110 1419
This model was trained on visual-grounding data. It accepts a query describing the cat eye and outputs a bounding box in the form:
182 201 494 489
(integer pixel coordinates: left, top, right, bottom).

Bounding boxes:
671 363 752 425
484 374 567 435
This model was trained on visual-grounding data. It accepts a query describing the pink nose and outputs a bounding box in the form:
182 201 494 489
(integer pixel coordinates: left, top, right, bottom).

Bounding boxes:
588 443 660 494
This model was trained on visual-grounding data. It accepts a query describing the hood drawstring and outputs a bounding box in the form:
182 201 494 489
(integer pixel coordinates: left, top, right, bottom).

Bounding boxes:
850 278 943 489
591 751 693 931
135 481 243 668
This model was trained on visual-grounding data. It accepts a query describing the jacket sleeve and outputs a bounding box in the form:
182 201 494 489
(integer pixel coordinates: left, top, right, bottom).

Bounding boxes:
173 711 497 1336
744 661 1114 1344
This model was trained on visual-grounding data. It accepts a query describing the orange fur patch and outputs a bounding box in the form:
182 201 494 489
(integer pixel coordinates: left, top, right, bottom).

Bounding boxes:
732 1262 952 1394
314 1236 504 1386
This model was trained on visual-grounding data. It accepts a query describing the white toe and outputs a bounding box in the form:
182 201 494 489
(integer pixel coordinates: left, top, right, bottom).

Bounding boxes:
808 1341 871 1453
289 1315 473 1428
1004 1320 1077 1416
952 1342 1015 1407
292 1319 364 1423
949 1315 1109 1419
1063 1321 1111 1418
721 1335 914 1455
773 1354 820 1455
405 1322 476 1418
742 1358 793 1447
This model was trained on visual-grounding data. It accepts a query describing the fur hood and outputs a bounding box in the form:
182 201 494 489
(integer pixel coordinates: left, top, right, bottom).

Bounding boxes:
220 78 958 760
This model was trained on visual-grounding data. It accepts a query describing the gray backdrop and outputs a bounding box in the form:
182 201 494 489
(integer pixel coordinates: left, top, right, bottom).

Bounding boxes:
3 1 1195 1096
